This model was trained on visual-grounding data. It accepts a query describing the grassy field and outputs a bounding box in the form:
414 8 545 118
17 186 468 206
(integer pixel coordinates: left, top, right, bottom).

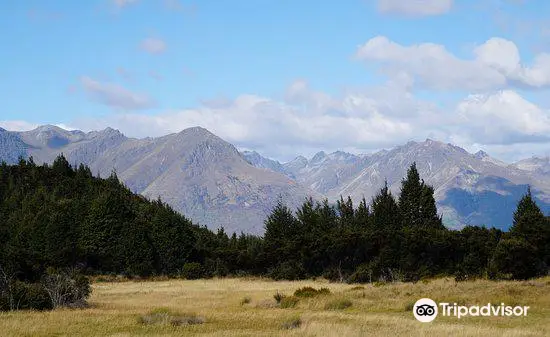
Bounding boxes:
1 276 549 336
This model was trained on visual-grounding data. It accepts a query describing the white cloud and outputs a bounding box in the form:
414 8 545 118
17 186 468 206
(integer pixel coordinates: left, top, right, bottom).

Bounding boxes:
377 0 453 16
355 36 550 91
9 80 550 163
0 120 38 131
66 79 550 163
69 81 447 161
80 76 155 110
140 38 166 54
456 90 550 144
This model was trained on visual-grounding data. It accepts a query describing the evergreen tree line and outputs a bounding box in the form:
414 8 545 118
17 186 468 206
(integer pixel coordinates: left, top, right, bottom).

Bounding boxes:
262 164 550 282
1 156 549 310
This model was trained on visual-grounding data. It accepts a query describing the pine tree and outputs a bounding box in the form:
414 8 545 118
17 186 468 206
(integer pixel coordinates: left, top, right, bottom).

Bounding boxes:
398 163 423 228
419 184 444 229
510 187 548 259
399 163 443 229
354 197 371 228
337 196 354 226
263 200 300 267
372 180 401 231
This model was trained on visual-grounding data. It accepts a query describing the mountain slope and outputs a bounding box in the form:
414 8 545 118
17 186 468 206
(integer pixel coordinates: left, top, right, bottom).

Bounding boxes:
2 126 550 231
246 140 550 230
0 126 318 234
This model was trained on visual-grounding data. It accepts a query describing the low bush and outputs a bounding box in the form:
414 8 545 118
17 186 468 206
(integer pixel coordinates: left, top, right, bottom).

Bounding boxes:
280 296 299 308
294 286 330 298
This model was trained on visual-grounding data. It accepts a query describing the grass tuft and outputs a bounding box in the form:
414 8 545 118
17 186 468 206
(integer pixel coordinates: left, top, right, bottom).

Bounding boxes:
138 308 205 326
281 316 302 330
324 298 352 310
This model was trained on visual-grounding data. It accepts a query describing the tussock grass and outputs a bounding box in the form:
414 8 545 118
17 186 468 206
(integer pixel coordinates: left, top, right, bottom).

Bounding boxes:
324 298 353 310
0 276 549 336
281 316 302 330
138 308 205 326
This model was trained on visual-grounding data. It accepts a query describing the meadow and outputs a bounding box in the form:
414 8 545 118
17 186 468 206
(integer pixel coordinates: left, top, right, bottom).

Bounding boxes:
1 276 549 337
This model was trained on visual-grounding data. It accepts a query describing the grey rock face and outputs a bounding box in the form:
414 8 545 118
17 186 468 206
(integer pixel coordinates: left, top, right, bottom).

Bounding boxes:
246 139 550 230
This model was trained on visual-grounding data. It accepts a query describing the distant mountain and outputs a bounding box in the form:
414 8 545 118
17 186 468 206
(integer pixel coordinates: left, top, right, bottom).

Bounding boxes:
2 126 550 231
0 127 27 164
241 150 292 178
283 151 365 194
245 139 550 230
511 156 550 176
0 126 319 234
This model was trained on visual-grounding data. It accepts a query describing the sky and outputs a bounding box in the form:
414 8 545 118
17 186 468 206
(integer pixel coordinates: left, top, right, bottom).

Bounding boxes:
2 0 550 162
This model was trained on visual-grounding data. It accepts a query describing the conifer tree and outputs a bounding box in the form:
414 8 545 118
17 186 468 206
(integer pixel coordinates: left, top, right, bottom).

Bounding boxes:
372 180 401 230
510 187 549 262
399 163 423 227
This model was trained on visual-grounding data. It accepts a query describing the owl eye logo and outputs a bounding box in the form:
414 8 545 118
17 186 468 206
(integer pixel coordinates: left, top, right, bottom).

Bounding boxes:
413 298 438 322
415 304 436 316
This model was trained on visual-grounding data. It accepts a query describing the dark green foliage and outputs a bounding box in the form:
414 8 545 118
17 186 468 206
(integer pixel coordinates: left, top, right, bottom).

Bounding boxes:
489 237 546 280
268 261 306 280
399 163 443 230
260 164 549 282
1 157 548 305
7 281 52 311
180 263 205 280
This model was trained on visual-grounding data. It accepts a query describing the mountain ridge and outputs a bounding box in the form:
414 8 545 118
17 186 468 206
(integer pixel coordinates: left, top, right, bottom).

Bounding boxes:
1 125 549 231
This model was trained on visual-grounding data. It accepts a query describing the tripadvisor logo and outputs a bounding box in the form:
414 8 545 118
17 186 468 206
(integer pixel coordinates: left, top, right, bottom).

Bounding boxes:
413 298 530 322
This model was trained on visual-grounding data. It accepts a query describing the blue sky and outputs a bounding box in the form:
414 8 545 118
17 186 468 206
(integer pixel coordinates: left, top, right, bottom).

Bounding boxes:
2 0 550 162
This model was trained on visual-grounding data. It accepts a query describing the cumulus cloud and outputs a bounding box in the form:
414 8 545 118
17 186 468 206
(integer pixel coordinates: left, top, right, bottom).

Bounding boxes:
140 38 167 54
377 0 453 16
355 36 550 90
80 76 155 110
66 78 550 163
69 80 447 160
456 90 550 144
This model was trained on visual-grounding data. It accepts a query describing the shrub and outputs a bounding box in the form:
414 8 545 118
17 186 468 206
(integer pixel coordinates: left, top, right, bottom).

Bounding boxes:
273 291 285 304
489 238 546 280
180 263 205 280
273 292 299 308
324 299 352 310
41 269 91 308
280 296 299 308
240 296 251 305
294 286 331 298
9 281 52 311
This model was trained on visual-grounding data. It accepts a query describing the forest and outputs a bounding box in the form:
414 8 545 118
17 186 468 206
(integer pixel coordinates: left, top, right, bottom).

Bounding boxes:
1 155 549 311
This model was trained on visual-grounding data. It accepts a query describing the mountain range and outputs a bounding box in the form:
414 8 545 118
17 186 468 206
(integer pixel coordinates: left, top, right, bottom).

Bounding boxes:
1 125 549 232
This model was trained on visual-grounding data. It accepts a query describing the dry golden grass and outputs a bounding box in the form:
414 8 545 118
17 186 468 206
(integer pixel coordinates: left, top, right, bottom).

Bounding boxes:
1 276 549 336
